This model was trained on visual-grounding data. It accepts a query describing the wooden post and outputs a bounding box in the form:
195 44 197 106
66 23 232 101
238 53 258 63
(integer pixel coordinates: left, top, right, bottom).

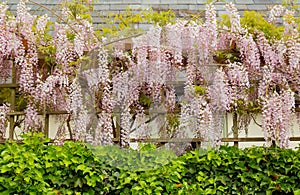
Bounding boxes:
44 114 49 138
233 112 238 148
114 110 121 146
9 63 16 140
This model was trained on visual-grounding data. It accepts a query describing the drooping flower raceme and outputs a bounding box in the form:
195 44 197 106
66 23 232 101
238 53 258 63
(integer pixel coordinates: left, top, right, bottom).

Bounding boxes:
0 3 12 66
286 37 300 72
237 34 261 74
54 23 77 69
256 32 278 68
262 89 295 148
283 10 298 36
24 103 43 133
66 80 88 140
120 106 131 147
0 103 10 139
16 0 36 42
85 48 114 145
204 3 218 53
208 68 230 112
225 2 242 33
165 23 183 65
268 5 286 23
226 62 250 107
35 14 50 45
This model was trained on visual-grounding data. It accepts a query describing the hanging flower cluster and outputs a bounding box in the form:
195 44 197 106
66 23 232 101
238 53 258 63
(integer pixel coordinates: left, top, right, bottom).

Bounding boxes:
24 103 43 133
91 47 114 145
262 89 295 148
0 0 99 139
268 5 286 23
0 103 10 139
0 3 15 77
225 2 242 33
238 34 261 74
69 2 299 148
0 1 299 149
208 68 230 112
226 62 250 106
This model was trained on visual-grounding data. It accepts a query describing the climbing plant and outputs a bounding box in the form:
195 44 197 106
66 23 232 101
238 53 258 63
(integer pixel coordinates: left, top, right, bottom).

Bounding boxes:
0 0 299 149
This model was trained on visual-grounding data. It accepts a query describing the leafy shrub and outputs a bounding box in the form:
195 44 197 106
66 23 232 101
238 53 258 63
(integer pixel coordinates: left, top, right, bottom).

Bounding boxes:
240 11 284 40
219 11 284 41
1 133 300 194
87 143 177 171
0 133 113 194
111 145 300 194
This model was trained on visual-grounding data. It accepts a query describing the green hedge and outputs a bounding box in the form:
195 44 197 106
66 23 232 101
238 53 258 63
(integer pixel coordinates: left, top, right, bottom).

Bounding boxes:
1 133 300 194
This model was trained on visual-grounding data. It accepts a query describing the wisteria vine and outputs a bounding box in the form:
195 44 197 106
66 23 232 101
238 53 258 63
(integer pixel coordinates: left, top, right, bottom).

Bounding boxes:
0 1 299 149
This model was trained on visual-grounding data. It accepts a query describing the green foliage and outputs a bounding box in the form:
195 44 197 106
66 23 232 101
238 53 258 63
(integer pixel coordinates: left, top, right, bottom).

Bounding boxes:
219 11 284 41
110 145 300 194
2 133 300 194
234 98 262 115
139 92 152 109
0 133 110 194
194 85 207 96
100 7 175 38
0 88 27 111
0 88 10 105
87 143 176 172
61 0 93 22
241 11 284 41
214 49 240 63
282 0 300 9
100 8 144 37
142 8 176 26
166 113 180 133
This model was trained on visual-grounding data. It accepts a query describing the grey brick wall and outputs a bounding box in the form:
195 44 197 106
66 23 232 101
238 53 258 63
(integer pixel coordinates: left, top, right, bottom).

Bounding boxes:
6 0 300 25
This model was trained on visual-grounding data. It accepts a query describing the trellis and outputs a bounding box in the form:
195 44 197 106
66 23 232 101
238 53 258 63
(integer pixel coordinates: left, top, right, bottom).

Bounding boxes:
1 62 300 148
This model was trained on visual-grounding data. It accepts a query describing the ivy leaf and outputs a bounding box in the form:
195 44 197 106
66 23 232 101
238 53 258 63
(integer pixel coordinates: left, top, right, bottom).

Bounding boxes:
24 177 31 182
294 189 300 195
74 178 83 188
1 165 11 173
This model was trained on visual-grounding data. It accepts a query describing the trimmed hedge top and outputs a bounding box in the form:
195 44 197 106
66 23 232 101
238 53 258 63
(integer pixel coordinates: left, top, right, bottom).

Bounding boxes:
1 133 300 194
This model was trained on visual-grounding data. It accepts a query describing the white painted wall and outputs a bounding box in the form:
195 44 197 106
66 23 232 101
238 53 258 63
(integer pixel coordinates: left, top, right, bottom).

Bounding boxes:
225 113 300 149
4 112 300 149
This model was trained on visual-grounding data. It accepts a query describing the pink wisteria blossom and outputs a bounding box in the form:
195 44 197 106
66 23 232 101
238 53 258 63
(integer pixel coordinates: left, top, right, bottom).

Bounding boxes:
0 103 10 139
0 1 299 149
262 90 295 148
24 103 43 133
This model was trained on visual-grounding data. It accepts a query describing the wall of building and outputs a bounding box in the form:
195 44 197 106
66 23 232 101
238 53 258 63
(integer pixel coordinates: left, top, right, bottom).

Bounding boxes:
6 0 299 25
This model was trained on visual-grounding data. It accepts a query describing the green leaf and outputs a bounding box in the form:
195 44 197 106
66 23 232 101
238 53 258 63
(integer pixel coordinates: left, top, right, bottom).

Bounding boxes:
1 165 11 173
145 189 152 194
138 180 146 188
266 191 272 195
207 151 213 161
24 177 31 182
124 177 132 185
132 185 143 191
15 167 22 174
45 161 52 168
74 178 83 188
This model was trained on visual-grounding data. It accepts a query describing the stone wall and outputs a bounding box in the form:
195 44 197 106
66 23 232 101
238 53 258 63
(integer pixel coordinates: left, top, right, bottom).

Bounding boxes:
6 0 299 26
97 0 287 15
